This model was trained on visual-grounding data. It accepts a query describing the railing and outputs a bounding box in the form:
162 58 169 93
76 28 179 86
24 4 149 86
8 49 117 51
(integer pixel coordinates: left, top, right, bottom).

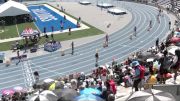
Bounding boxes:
21 59 35 88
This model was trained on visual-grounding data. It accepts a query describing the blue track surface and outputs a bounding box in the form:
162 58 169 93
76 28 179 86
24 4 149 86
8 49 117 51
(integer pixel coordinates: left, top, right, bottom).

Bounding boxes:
28 5 77 32
0 1 170 93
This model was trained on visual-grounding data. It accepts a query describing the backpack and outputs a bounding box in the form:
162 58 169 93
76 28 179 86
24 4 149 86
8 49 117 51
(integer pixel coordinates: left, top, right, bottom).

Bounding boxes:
139 65 145 79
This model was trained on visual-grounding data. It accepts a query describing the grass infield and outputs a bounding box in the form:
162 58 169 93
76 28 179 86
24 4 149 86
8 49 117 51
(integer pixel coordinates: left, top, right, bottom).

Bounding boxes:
0 3 104 51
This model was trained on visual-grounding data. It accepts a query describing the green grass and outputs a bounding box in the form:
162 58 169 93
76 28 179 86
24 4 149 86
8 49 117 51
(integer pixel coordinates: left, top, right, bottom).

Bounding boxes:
0 22 37 39
0 25 18 39
0 3 104 51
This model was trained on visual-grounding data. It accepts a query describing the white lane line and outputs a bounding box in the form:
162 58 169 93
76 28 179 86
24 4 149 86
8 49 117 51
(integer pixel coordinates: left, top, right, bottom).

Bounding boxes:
30 5 149 69
0 4 137 70
26 5 155 77
0 3 167 84
0 3 142 81
33 4 165 78
37 10 167 80
30 7 145 66
30 7 158 66
0 3 149 78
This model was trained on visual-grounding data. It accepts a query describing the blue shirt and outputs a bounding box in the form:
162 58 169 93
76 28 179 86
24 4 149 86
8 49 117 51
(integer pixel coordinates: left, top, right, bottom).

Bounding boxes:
134 67 140 80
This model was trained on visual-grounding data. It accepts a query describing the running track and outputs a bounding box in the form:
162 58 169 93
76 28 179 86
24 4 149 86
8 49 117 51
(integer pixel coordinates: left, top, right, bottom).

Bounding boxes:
0 1 170 91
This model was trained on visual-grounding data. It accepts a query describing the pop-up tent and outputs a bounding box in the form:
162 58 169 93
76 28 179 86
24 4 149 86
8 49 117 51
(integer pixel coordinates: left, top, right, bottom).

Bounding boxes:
0 0 30 17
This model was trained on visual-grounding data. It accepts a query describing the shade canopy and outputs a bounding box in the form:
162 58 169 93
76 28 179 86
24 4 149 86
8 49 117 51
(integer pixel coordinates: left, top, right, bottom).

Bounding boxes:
0 0 30 17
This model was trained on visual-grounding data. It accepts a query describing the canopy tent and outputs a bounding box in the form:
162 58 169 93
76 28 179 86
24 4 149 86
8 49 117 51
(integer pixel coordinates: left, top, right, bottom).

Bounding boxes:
0 0 30 17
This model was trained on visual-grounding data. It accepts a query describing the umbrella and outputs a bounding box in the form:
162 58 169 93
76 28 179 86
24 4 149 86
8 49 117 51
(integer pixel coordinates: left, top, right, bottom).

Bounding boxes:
30 90 58 101
75 94 104 101
167 46 180 55
1 89 15 96
80 88 101 95
21 28 39 37
137 51 159 61
13 86 26 92
54 88 79 101
30 95 50 101
170 37 180 43
126 89 175 101
43 78 55 84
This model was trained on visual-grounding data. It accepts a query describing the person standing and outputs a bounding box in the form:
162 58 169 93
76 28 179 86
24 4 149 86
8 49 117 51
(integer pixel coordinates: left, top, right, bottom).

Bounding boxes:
169 21 171 30
60 20 64 31
71 41 74 55
105 34 109 47
171 49 180 84
16 41 19 50
132 61 141 91
44 27 46 34
16 50 21 65
34 71 39 84
159 56 166 84
157 14 160 23
134 26 137 36
64 15 66 20
148 20 152 31
156 38 159 51
95 49 99 67
68 26 71 35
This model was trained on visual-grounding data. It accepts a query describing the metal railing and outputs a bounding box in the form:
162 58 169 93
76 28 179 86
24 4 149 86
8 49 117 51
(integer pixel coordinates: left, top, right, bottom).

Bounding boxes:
21 59 35 88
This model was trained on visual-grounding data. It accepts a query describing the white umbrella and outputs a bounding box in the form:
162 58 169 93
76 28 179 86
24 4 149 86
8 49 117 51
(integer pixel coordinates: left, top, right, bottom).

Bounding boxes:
30 90 58 101
30 95 49 101
167 46 180 55
126 89 175 101
43 78 55 83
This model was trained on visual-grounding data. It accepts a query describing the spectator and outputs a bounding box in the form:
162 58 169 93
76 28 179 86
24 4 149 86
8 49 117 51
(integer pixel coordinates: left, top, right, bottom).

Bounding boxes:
171 49 180 84
117 69 124 85
156 38 159 50
102 83 113 101
109 78 117 94
132 61 141 91
68 26 71 35
34 71 39 83
71 41 74 55
64 15 66 20
16 50 21 65
15 41 19 50
95 49 99 67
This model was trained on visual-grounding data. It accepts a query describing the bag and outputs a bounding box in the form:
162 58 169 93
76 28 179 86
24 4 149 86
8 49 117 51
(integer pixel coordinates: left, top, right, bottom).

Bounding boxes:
139 65 145 79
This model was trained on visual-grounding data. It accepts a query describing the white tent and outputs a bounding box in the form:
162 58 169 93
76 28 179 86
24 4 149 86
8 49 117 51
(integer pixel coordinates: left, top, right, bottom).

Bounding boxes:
0 0 30 17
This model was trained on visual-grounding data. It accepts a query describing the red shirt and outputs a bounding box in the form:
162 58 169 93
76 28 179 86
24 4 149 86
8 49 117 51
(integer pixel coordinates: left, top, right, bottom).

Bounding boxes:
109 80 117 94
101 69 107 76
